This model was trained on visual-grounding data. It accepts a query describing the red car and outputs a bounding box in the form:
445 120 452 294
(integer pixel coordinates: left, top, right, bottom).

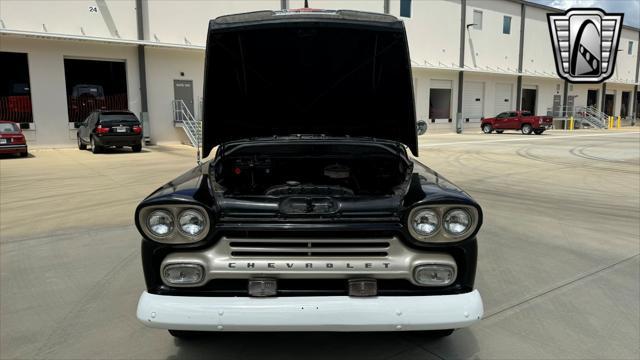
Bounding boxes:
481 111 553 135
0 121 28 157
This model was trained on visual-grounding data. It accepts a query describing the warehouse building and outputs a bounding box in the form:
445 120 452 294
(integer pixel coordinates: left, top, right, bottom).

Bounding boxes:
1 0 638 147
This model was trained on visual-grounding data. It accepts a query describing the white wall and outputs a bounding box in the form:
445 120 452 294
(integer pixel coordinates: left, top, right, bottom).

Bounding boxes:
464 72 517 118
567 83 601 109
391 0 462 67
0 36 140 146
606 83 636 117
521 76 563 115
613 28 639 84
144 47 204 144
0 0 137 39
145 1 280 46
289 0 383 12
465 0 520 71
2 0 638 147
412 68 459 122
522 5 557 76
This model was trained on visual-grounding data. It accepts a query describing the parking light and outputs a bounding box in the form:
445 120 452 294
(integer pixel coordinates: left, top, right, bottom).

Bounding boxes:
162 264 205 285
414 265 455 286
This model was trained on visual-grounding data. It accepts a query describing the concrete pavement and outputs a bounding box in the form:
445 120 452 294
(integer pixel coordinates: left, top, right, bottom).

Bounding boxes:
1 131 638 359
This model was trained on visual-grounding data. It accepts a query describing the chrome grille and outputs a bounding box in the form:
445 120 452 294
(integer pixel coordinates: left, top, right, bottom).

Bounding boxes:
228 238 390 257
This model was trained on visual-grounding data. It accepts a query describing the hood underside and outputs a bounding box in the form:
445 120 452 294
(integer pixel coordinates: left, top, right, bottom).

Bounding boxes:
202 10 417 158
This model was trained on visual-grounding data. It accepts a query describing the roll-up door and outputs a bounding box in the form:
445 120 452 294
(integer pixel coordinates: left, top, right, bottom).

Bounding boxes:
428 80 452 120
463 81 484 120
494 83 513 116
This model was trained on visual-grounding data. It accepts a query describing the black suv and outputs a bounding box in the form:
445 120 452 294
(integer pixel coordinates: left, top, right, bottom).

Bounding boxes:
77 110 143 153
135 9 483 338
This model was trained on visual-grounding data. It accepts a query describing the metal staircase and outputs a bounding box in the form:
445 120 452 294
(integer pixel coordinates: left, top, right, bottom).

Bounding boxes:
172 99 202 163
577 106 608 129
547 105 607 129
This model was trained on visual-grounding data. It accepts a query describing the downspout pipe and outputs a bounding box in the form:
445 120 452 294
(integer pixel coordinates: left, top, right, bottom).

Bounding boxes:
456 0 466 133
516 3 525 111
136 0 149 142
601 82 607 114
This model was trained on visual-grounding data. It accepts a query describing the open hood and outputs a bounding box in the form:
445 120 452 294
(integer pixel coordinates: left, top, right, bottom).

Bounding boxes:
202 10 417 157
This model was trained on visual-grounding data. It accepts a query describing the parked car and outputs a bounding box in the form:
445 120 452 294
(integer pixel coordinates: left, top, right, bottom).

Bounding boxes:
481 111 553 135
0 121 28 157
68 84 107 123
134 9 484 339
77 110 143 153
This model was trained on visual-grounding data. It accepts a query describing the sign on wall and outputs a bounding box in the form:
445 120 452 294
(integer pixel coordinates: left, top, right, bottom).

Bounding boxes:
548 8 623 83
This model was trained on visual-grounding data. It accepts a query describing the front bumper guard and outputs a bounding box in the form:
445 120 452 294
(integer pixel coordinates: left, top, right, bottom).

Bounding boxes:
137 290 483 331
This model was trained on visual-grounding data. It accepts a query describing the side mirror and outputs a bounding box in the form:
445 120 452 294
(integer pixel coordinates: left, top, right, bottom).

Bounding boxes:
416 120 428 136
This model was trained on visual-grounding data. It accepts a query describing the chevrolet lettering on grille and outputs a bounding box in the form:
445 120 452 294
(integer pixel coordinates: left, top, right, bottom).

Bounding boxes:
226 261 393 270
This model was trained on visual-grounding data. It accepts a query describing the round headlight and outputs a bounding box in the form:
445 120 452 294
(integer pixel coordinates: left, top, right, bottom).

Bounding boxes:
148 210 174 236
178 209 206 236
443 208 471 235
411 209 440 236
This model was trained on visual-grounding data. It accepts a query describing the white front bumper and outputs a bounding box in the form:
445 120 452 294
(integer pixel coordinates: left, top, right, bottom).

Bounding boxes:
136 290 483 331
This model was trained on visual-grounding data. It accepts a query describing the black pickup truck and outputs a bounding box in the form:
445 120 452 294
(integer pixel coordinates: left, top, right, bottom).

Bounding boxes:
135 8 484 339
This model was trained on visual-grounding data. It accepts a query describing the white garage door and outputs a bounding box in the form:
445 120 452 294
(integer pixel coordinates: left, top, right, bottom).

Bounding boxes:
463 81 484 120
494 83 513 116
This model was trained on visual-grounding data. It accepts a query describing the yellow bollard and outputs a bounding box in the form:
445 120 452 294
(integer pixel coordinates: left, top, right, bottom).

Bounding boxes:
617 115 621 129
609 116 613 129
569 116 574 130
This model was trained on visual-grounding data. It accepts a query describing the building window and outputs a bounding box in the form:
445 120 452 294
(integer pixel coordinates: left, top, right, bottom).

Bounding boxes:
473 10 483 30
629 41 634 55
503 16 511 34
400 0 411 18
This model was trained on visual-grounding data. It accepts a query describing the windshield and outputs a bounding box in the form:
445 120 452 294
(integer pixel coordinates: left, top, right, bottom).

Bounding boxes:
0 123 20 133
99 114 139 125
72 85 104 98
521 111 532 116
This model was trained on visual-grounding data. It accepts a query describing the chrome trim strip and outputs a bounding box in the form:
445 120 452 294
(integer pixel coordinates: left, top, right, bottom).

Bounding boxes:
161 236 456 287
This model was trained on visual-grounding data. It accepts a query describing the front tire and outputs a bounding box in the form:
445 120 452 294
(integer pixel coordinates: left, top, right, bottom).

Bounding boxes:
534 129 544 135
78 136 87 150
168 330 206 339
91 137 101 154
521 123 533 135
482 124 493 134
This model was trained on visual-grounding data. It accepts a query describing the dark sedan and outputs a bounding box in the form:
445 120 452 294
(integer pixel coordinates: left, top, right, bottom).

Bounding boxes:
77 110 143 153
0 121 28 157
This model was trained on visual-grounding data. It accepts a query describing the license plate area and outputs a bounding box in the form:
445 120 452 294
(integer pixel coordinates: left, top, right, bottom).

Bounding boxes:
0 139 6 144
115 126 128 133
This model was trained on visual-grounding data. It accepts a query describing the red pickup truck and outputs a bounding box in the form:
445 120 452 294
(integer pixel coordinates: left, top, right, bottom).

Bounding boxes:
481 111 553 135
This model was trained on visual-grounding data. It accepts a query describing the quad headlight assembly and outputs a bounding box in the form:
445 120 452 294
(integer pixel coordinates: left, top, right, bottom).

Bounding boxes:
139 205 210 244
408 205 479 243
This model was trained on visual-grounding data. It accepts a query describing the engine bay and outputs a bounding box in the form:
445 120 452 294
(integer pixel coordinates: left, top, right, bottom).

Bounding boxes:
212 142 412 197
